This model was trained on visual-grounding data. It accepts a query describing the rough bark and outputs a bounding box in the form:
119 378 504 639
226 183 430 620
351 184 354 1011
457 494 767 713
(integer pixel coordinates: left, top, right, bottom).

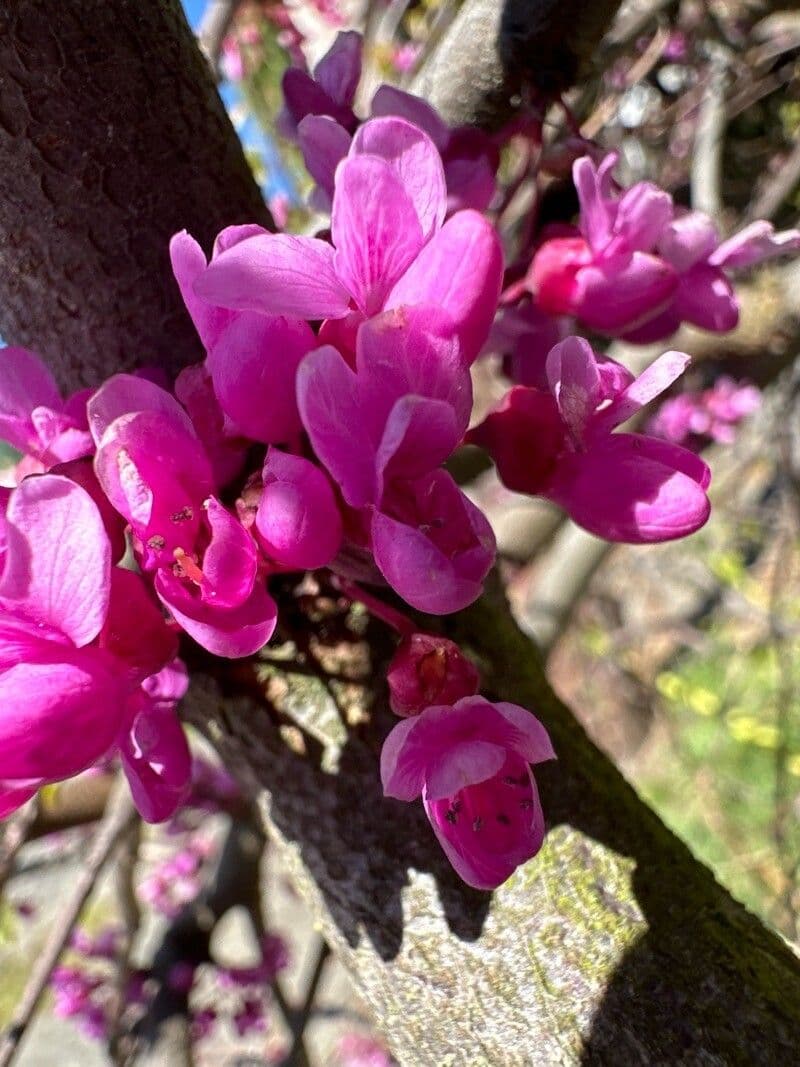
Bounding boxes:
0 3 798 1066
412 0 625 129
185 575 800 1066
0 0 270 391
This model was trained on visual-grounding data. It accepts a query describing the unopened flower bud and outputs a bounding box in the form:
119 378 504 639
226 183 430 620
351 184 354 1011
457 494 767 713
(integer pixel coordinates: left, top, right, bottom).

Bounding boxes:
387 633 479 717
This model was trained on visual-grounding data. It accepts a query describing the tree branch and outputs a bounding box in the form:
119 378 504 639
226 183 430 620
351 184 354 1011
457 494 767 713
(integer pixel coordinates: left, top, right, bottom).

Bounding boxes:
0 781 137 1067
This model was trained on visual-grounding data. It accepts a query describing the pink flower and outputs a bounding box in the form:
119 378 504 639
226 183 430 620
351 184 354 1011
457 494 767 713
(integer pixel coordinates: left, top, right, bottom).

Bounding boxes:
530 153 800 341
0 475 184 820
280 31 362 138
233 997 267 1036
195 117 503 364
0 346 92 480
371 85 499 214
337 1032 394 1067
381 696 555 889
297 308 495 612
255 449 343 570
469 336 711 543
171 229 317 447
387 633 480 717
90 374 277 658
531 155 677 334
649 376 761 447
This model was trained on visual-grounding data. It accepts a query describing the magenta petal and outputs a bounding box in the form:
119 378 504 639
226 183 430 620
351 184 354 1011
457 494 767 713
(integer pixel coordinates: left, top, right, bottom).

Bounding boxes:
376 395 459 495
425 739 507 801
673 265 738 332
296 345 381 508
88 374 195 446
196 234 351 319
574 252 678 334
356 306 473 431
545 336 602 442
350 117 447 239
169 231 232 351
370 85 449 149
595 350 690 433
0 781 39 818
256 450 342 570
0 475 111 647
423 761 545 890
658 213 719 272
380 713 431 801
0 653 123 779
612 182 673 253
549 433 711 542
0 347 61 453
157 572 277 658
442 129 499 213
371 472 495 614
119 698 191 822
100 568 177 684
201 497 258 608
281 68 356 133
492 702 557 764
94 410 213 540
298 115 351 206
213 224 271 256
332 156 424 316
386 210 504 363
574 155 615 253
709 221 800 270
619 432 711 490
207 313 316 443
314 30 362 106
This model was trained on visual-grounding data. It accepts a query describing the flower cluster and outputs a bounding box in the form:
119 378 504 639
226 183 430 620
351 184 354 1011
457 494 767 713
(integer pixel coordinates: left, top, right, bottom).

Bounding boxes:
515 151 800 353
1 30 788 890
648 376 761 449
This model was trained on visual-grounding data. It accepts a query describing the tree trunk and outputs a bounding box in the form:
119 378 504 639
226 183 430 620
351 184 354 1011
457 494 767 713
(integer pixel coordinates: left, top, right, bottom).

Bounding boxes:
0 0 270 391
0 3 798 1065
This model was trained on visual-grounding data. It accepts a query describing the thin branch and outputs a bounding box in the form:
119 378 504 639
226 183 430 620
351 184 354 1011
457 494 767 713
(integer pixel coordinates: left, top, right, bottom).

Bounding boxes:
286 936 331 1065
197 0 237 80
0 780 137 1067
691 48 729 219
109 820 143 1066
132 819 265 1067
747 136 800 224
0 799 39 898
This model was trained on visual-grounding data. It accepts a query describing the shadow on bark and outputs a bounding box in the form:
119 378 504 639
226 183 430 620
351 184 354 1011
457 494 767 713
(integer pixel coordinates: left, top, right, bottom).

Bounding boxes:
186 575 800 1063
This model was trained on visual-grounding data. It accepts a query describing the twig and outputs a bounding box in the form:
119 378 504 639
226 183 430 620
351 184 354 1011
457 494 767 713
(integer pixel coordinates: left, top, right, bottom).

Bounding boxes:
109 820 143 1065
582 25 670 140
691 48 729 218
132 819 265 1066
197 0 237 80
0 799 39 897
747 136 800 224
603 0 676 51
286 936 331 1067
0 779 136 1067
521 523 613 654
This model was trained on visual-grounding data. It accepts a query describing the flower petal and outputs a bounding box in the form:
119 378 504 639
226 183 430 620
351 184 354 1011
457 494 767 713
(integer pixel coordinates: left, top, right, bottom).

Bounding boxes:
386 210 503 363
207 312 316 444
296 345 381 508
350 116 447 239
332 155 424 316
549 433 711 542
196 234 351 319
156 572 277 659
0 653 123 779
0 475 110 646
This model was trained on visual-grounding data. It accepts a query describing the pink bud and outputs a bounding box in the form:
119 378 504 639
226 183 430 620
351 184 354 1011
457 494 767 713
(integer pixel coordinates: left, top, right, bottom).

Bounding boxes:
387 633 480 717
